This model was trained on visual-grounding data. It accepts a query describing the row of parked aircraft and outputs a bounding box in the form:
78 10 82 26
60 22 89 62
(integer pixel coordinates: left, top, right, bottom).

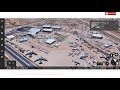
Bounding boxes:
25 51 48 64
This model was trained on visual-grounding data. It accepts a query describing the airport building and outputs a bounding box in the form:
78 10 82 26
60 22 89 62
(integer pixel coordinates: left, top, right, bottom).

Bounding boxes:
27 28 41 37
19 37 28 43
52 26 61 30
42 28 53 32
6 35 15 40
42 25 51 28
92 33 103 39
45 39 56 44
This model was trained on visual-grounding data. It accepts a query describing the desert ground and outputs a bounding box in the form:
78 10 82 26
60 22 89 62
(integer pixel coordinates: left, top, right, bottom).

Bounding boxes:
5 18 120 69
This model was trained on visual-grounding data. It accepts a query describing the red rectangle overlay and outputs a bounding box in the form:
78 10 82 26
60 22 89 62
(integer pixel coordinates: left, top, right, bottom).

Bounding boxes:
105 12 116 15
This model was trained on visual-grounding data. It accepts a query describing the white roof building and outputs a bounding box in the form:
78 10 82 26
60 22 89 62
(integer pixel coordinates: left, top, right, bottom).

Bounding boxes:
42 28 53 32
20 37 28 43
45 39 55 44
104 43 112 48
52 26 61 29
6 35 15 39
42 25 51 28
92 33 103 39
27 28 41 37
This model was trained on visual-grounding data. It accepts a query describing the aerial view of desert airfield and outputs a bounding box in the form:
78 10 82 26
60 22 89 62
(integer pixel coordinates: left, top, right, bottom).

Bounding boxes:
5 18 120 69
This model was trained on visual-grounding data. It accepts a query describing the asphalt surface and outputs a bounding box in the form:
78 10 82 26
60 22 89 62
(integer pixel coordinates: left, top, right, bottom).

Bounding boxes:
5 44 40 69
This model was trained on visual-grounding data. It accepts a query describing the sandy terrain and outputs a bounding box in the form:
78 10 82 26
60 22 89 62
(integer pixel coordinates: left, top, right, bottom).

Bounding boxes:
5 18 120 68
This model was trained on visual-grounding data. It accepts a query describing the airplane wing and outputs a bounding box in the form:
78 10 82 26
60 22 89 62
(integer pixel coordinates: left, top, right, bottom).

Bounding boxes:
42 58 48 62
32 52 37 55
34 56 44 62
34 58 40 62
25 52 31 56
72 60 80 65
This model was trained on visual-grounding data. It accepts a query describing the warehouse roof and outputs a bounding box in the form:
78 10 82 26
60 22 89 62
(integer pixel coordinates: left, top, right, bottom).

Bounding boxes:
42 28 53 32
92 33 102 38
6 35 15 39
104 43 112 48
28 28 41 37
20 37 28 43
45 39 55 44
42 25 51 28
52 26 61 29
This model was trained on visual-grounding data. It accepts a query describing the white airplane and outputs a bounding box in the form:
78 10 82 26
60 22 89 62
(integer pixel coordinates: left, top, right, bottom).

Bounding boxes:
53 43 61 48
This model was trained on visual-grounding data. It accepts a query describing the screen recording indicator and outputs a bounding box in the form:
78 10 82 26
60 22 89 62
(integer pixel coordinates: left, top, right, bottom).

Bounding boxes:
3 18 120 69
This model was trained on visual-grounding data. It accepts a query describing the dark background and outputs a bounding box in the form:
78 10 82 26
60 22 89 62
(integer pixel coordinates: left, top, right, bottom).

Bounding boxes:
0 19 5 69
0 0 119 69
0 0 119 12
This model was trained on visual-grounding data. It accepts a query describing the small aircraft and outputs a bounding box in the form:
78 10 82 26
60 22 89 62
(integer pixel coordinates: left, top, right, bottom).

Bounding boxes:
72 60 80 65
25 51 37 58
80 53 88 59
53 43 61 48
34 56 48 64
19 48 26 53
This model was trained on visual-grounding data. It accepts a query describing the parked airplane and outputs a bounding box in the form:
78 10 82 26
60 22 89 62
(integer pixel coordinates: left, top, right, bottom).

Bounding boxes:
53 43 61 48
80 53 88 59
72 60 80 65
25 51 37 58
34 56 48 64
